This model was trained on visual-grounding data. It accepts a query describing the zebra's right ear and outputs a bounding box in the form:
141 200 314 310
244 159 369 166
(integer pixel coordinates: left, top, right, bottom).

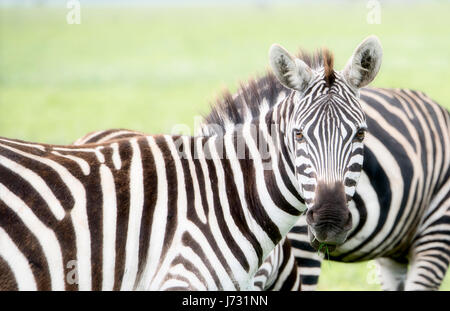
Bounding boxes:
269 44 313 92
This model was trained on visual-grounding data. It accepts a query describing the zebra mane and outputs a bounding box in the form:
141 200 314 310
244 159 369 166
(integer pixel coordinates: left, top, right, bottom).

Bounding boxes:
202 48 335 133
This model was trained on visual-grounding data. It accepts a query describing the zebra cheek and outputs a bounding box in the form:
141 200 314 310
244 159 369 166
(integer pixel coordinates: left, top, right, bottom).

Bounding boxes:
295 174 315 208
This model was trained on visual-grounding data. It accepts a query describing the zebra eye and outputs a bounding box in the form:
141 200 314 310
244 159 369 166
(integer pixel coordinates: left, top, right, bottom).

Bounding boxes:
355 129 366 141
294 129 304 142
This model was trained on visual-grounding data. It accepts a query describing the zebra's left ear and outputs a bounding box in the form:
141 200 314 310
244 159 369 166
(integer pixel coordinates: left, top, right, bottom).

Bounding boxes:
342 35 383 89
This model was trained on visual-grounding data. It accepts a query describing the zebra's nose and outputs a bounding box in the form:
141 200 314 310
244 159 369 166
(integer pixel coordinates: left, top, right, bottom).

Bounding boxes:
305 203 352 245
306 205 352 228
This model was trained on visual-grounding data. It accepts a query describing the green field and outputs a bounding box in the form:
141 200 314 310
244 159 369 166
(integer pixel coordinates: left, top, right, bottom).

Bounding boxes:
0 2 449 290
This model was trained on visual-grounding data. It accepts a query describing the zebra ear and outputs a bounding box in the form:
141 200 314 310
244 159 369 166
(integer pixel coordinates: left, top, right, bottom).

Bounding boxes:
343 35 383 89
269 44 313 92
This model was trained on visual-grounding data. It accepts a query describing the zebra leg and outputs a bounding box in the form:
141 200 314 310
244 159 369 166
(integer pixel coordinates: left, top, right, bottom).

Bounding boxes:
375 257 408 290
404 184 450 291
288 217 323 291
404 236 450 290
404 245 450 291
404 189 450 291
296 258 322 291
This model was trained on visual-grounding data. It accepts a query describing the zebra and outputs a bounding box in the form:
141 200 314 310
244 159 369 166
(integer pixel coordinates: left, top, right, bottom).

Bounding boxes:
74 129 302 291
194 47 450 290
0 36 382 290
73 38 450 291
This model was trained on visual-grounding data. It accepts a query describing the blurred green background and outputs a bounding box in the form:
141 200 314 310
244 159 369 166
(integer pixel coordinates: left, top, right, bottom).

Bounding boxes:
0 1 449 290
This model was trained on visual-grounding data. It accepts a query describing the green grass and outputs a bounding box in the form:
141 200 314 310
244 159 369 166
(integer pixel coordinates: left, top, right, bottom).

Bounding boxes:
0 3 449 290
318 261 450 291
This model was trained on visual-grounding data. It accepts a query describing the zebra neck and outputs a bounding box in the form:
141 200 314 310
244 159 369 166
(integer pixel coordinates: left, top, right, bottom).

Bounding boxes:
216 111 305 263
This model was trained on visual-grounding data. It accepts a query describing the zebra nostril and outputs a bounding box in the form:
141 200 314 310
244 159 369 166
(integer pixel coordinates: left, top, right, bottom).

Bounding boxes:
344 211 353 230
306 209 316 225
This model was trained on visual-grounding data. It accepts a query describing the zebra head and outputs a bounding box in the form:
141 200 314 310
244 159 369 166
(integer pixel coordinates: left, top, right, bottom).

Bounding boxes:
269 36 382 250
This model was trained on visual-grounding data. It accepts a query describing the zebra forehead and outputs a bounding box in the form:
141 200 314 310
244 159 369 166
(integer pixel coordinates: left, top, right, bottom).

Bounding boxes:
294 94 364 124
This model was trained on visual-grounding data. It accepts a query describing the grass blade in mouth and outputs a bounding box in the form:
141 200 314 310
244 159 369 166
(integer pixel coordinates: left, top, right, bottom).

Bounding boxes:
318 242 331 262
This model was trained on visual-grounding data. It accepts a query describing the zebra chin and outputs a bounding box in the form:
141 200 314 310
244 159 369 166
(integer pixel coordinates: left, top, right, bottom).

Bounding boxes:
307 226 350 253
